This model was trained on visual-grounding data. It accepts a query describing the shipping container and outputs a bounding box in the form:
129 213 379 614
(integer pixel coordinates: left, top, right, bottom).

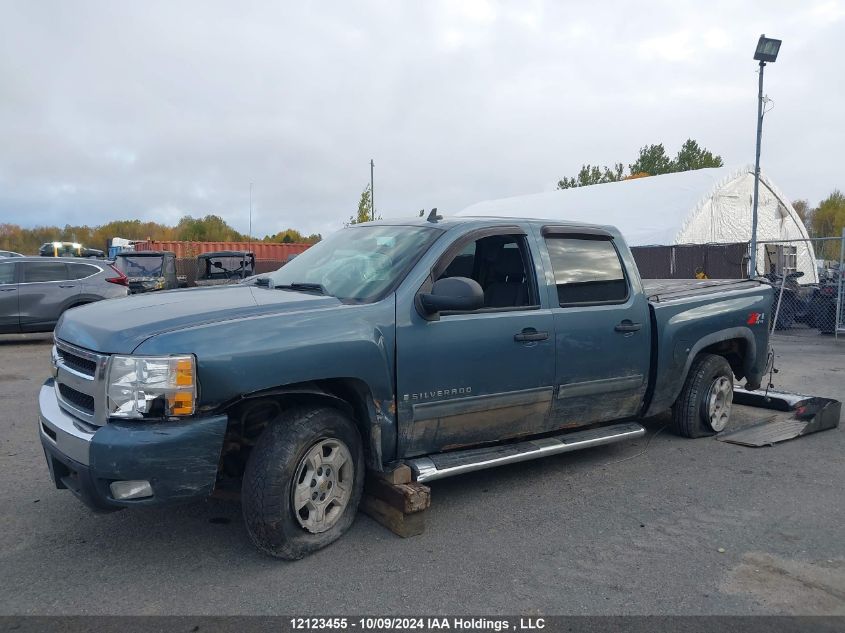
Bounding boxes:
131 240 312 260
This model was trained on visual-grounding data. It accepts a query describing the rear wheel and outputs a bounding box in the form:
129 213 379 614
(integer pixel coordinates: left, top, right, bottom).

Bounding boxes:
671 354 734 438
241 406 364 559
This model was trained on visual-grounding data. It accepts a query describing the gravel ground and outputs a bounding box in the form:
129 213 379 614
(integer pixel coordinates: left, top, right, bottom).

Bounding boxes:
0 330 843 615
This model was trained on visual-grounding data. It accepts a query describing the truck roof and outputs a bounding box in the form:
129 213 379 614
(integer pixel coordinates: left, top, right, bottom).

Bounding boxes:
363 215 622 236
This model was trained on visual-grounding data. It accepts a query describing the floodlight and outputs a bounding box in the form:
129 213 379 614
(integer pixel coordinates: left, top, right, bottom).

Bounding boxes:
754 35 781 63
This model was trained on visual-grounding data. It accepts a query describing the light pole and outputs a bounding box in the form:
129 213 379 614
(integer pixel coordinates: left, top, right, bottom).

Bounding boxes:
748 34 782 277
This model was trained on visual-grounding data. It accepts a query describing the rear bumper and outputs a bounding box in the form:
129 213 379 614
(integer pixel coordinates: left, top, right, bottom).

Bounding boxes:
38 379 228 511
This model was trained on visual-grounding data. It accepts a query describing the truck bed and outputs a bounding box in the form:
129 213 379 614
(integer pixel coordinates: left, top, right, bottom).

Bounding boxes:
644 278 763 303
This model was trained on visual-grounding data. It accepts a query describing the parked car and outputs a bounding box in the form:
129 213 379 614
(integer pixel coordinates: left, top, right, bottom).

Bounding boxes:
195 251 255 286
0 250 25 258
39 218 771 558
39 242 104 258
0 257 127 334
112 251 178 294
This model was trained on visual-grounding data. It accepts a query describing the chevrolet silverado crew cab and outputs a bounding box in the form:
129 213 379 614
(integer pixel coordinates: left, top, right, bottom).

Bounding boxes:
39 217 772 559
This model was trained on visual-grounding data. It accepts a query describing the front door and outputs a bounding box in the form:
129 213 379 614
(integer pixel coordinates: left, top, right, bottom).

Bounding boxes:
0 261 19 333
396 229 555 457
540 230 651 426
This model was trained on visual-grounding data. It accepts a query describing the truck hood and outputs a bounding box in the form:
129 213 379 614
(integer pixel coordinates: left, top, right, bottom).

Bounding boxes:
56 285 342 353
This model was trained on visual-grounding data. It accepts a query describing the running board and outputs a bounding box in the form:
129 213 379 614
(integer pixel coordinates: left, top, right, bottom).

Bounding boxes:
406 421 645 483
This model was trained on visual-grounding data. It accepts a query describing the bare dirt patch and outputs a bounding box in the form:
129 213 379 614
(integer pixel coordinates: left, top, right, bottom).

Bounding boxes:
721 552 845 614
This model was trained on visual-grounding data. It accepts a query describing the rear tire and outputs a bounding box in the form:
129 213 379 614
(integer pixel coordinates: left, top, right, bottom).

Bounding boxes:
242 406 364 560
671 354 734 438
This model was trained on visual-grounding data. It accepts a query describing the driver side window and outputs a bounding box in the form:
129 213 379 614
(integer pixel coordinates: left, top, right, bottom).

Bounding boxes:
437 234 538 310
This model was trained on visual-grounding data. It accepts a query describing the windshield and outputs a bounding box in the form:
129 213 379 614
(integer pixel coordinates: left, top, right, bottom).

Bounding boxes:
115 255 164 277
201 256 255 279
268 225 441 302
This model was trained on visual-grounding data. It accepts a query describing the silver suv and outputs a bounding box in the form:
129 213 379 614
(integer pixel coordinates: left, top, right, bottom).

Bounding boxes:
0 257 129 333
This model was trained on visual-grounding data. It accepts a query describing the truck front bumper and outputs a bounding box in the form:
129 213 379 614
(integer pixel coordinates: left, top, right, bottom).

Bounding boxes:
38 379 228 511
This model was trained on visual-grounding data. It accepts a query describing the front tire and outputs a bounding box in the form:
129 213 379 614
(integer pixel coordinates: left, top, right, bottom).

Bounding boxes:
242 406 364 559
671 354 734 438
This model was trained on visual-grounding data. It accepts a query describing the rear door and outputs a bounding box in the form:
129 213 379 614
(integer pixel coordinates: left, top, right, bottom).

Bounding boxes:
0 260 19 333
18 261 79 331
539 228 651 426
67 261 105 298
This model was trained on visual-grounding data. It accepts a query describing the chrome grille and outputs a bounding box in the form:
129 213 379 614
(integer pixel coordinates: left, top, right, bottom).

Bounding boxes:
58 384 95 413
57 349 96 376
53 339 109 426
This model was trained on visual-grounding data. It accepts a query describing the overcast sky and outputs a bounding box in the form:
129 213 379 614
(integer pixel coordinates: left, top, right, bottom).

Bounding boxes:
1 0 843 238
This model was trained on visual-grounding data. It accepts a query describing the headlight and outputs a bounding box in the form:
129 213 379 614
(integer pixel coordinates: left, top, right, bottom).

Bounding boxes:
106 355 196 419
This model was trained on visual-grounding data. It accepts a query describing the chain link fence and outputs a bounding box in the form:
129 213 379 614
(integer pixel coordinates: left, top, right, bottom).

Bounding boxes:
753 234 844 339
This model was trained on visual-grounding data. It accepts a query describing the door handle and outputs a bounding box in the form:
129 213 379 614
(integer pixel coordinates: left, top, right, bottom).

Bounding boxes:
58 284 76 288
0 288 15 292
614 320 642 333
514 328 549 342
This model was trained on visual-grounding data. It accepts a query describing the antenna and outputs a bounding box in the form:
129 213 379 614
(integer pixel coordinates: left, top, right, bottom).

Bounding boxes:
426 208 442 223
370 159 375 222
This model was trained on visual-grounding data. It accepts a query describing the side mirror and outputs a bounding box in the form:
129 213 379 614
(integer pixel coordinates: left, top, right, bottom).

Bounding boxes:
419 277 484 315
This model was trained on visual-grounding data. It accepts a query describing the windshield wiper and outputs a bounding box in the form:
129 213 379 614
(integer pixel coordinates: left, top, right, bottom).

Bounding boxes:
275 282 329 295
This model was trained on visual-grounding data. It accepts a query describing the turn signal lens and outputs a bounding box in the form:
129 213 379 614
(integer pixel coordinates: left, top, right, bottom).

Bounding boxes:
168 391 194 416
175 358 193 386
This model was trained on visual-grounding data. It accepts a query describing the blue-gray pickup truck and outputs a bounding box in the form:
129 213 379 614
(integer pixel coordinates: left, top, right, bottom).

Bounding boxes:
39 217 772 558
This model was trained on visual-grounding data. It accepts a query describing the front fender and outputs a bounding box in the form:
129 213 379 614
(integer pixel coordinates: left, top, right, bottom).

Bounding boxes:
132 297 398 462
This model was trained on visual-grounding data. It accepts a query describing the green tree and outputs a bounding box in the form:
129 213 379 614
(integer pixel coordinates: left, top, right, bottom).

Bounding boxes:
557 139 723 189
0 214 322 254
347 185 379 224
673 139 723 172
629 143 674 176
263 229 321 244
791 199 811 228
557 163 624 190
811 191 845 260
175 214 246 241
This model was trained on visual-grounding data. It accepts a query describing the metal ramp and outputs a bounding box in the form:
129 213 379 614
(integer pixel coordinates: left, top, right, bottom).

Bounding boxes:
717 387 841 447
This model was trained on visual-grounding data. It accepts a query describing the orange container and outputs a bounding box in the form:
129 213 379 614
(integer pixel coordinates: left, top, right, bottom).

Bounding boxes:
132 241 311 260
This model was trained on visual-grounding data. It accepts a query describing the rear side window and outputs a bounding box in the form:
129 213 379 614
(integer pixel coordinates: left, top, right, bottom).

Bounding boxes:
544 236 628 305
22 261 69 283
0 262 14 284
67 263 99 279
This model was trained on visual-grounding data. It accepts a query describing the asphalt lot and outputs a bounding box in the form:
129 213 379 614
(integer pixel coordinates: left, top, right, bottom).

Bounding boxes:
0 330 843 615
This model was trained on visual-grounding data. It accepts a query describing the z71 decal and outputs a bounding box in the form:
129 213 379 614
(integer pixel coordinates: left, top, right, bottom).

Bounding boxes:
747 312 765 325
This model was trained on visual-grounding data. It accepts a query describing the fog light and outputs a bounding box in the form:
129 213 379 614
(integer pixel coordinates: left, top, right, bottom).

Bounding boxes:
109 480 153 500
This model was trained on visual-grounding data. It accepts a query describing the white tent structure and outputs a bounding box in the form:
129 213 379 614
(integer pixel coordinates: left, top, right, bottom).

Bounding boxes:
457 165 817 282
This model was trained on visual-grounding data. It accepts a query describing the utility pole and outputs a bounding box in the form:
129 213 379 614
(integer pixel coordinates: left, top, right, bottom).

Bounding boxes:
249 182 253 248
370 159 375 222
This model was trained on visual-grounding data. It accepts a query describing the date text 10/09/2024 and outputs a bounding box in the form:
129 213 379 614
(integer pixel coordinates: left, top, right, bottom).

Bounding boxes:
290 618 546 631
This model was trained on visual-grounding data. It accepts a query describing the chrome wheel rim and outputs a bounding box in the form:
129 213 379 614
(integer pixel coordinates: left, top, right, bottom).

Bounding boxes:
291 438 354 533
707 376 733 432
